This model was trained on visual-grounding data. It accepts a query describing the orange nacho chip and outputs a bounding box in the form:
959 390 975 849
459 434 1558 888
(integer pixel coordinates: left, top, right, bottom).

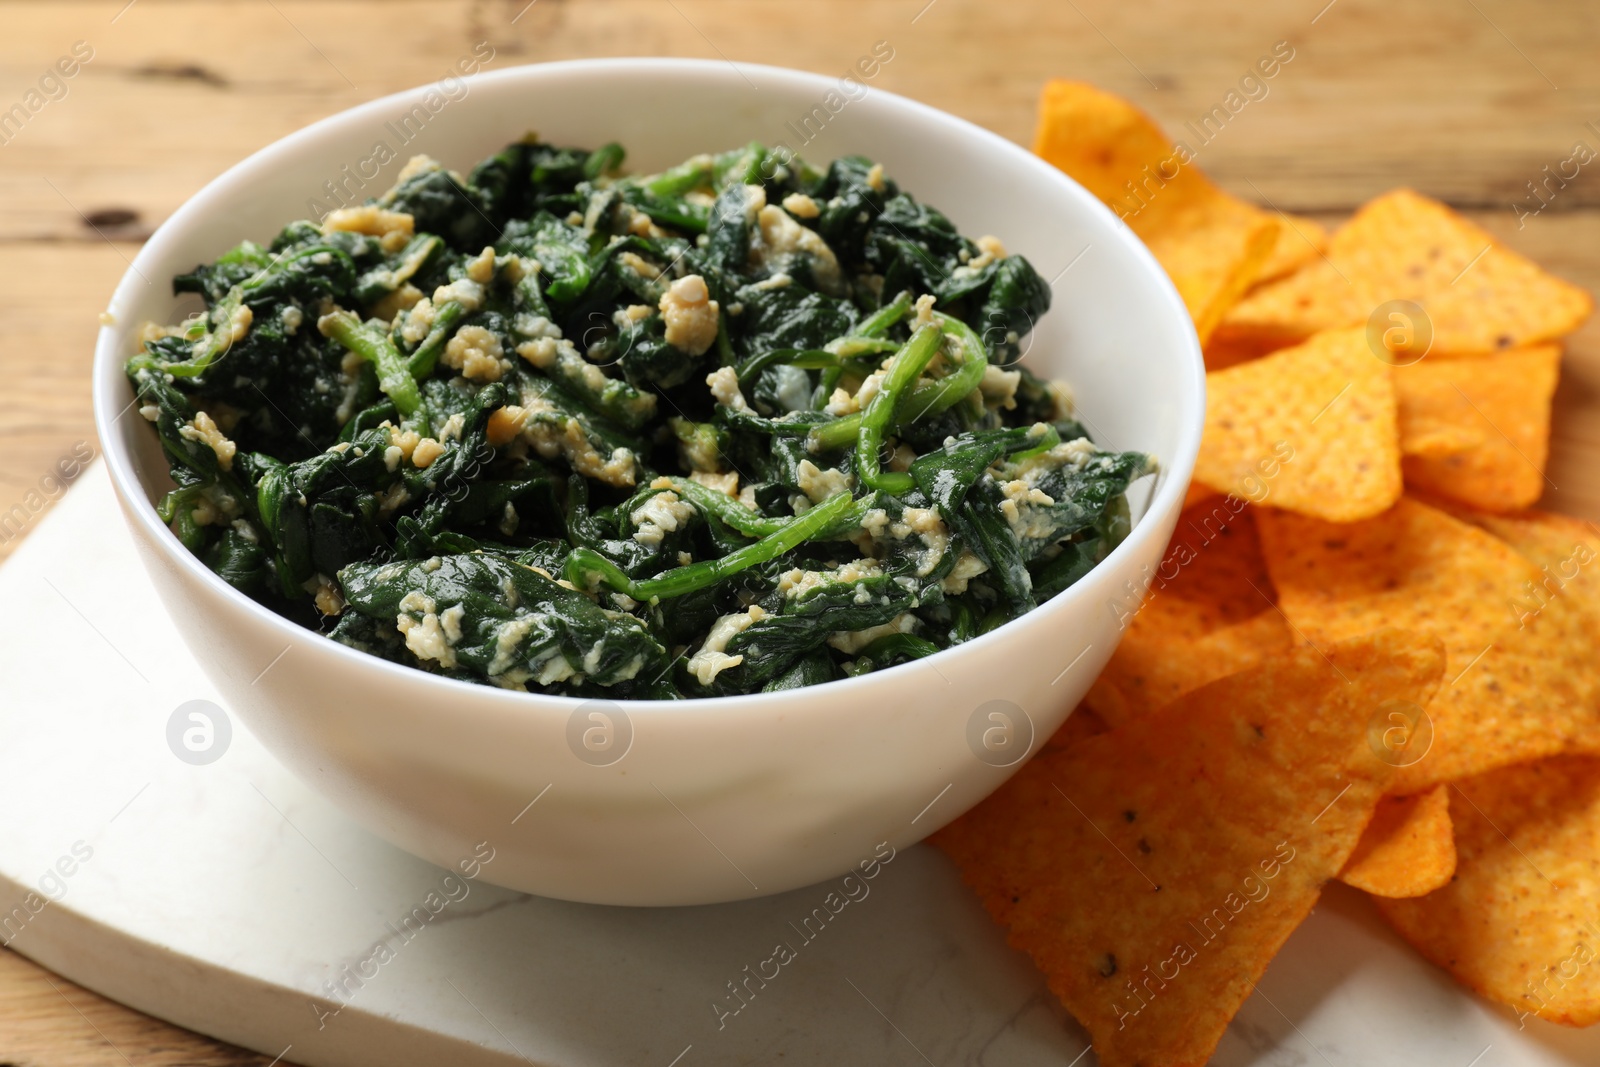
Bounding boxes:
1451 507 1600 594
1122 494 1277 637
1215 188 1594 354
1087 611 1294 728
1013 79 1600 1050
1195 327 1401 521
1202 216 1329 371
1377 756 1600 1027
1339 785 1455 898
1396 345 1561 511
1033 80 1279 344
1254 212 1330 287
1258 496 1600 791
933 631 1443 1067
1200 215 1329 370
1401 425 1485 461
1087 497 1291 726
1442 503 1600 745
1203 335 1279 372
1182 481 1217 510
1040 703 1110 755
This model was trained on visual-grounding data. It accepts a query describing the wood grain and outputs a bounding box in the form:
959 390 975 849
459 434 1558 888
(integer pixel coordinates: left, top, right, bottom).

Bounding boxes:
1 0 1597 1061
5 0 1600 241
0 948 275 1065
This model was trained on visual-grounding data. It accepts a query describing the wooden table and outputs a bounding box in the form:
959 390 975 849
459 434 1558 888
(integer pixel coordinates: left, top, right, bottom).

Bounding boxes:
2 0 1596 1060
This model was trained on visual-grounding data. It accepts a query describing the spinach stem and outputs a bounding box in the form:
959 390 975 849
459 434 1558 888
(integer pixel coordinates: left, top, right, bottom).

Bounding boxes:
822 291 912 360
404 300 467 378
1008 425 1063 463
854 290 913 338
896 312 989 422
567 491 854 602
643 154 714 197
735 347 838 387
854 324 942 495
660 477 787 537
319 309 423 417
806 311 989 454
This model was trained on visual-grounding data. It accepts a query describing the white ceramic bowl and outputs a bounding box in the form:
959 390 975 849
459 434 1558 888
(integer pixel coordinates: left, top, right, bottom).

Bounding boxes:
93 59 1203 906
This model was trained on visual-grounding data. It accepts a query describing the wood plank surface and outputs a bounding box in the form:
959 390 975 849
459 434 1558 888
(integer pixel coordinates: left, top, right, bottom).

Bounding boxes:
2 0 1597 1062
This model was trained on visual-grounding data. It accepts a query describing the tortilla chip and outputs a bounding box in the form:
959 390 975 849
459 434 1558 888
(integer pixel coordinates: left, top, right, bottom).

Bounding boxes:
1377 756 1600 1026
1451 507 1600 590
1338 785 1455 898
1401 424 1486 461
1130 494 1276 635
1254 213 1331 287
1442 503 1600 746
1087 496 1291 726
1195 327 1401 521
1154 210 1280 348
1182 481 1217 510
1203 335 1279 372
1040 704 1110 755
1215 188 1593 354
1033 81 1280 344
1088 611 1294 728
1258 496 1600 791
933 631 1443 1067
1396 345 1561 511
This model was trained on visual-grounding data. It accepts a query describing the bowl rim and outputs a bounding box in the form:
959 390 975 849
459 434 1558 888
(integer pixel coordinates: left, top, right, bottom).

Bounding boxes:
92 56 1204 716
